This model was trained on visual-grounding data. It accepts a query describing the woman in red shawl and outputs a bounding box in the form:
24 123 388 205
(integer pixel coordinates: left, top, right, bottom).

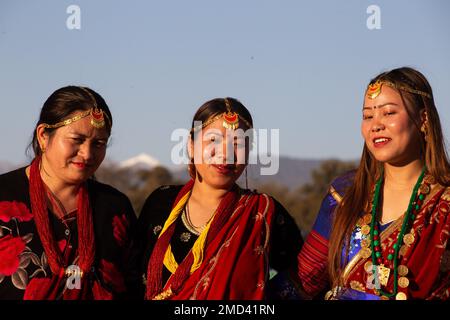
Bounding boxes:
133 97 302 300
0 86 136 300
295 67 450 300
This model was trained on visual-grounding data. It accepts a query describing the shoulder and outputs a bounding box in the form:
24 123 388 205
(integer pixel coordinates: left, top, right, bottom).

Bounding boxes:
241 188 274 202
305 171 356 238
143 185 183 206
270 197 299 231
422 182 450 232
89 179 128 198
328 170 356 203
442 186 450 201
88 179 133 209
139 185 183 218
245 190 293 222
435 184 450 208
422 175 450 205
271 197 289 215
238 189 278 215
0 167 27 183
0 167 28 199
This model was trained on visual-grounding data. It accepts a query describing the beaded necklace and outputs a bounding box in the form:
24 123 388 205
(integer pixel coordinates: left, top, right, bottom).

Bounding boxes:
29 156 95 278
369 167 426 299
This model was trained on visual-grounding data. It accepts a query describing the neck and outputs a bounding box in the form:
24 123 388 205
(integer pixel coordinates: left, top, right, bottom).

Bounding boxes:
190 178 231 207
383 159 424 190
39 157 80 201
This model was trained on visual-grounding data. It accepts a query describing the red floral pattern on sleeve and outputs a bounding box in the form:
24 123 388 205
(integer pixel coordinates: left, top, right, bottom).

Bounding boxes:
0 201 33 223
112 214 129 248
0 235 26 276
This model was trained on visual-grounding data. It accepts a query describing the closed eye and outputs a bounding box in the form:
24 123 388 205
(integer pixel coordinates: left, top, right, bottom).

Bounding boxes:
72 138 84 144
95 140 107 148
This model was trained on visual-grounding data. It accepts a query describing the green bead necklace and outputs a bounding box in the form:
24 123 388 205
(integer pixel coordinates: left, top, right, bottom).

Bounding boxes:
369 166 426 298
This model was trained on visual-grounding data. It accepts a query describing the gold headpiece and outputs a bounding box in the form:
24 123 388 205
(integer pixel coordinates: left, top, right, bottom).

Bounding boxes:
366 80 432 100
222 98 240 130
192 98 252 133
42 108 109 129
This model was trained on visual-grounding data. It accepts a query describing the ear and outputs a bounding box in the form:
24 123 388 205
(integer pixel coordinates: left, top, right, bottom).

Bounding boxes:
187 136 194 161
36 124 50 152
421 110 428 126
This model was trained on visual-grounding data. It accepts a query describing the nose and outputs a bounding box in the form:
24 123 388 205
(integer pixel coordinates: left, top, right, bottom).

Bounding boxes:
210 138 236 164
225 138 238 164
371 124 385 132
78 142 94 162
370 114 385 133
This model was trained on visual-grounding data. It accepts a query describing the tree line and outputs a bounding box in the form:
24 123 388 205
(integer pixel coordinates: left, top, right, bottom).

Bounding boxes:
96 159 356 233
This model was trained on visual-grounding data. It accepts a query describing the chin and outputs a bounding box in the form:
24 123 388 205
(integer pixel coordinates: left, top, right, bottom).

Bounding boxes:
374 154 413 167
208 177 236 189
369 149 394 163
67 173 91 184
372 155 392 163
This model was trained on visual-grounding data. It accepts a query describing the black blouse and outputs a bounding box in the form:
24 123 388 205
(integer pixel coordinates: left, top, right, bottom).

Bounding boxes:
0 167 137 300
132 185 303 298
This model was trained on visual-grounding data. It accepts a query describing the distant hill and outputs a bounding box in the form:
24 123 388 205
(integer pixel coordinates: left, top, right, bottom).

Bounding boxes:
246 157 323 189
0 155 326 190
169 156 323 190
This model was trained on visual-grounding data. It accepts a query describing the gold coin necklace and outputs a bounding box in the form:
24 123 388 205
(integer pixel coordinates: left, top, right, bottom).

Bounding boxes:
368 167 426 299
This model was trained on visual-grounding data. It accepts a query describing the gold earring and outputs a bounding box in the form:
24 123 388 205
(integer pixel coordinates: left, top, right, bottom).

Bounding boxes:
40 145 46 153
421 123 428 140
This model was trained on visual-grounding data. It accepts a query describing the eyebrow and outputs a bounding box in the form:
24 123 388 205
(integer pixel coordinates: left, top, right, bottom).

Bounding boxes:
362 102 400 111
68 132 108 140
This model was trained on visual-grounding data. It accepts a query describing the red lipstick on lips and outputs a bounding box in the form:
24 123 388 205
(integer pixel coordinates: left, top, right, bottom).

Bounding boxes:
72 162 87 169
212 164 235 175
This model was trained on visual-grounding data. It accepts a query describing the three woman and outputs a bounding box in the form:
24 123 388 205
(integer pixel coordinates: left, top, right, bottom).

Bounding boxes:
0 86 136 299
296 67 450 300
2 66 448 301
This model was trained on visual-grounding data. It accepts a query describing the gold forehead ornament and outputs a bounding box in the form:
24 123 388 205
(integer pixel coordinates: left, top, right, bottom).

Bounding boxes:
366 80 432 100
42 108 108 129
192 98 252 133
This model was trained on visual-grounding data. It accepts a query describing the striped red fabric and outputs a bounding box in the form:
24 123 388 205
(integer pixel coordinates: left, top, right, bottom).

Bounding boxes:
297 230 329 296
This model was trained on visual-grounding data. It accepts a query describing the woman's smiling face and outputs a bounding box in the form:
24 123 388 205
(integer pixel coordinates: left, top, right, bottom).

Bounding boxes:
190 117 250 189
38 111 109 186
361 85 423 166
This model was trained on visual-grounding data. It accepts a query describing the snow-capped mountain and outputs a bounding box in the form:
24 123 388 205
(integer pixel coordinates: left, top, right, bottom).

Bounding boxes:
118 153 161 171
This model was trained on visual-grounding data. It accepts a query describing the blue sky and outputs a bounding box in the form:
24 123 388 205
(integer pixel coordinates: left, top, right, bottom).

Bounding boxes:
1 0 449 167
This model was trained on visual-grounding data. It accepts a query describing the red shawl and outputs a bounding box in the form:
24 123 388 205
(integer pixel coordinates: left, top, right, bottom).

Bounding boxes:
344 177 450 299
146 180 275 300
